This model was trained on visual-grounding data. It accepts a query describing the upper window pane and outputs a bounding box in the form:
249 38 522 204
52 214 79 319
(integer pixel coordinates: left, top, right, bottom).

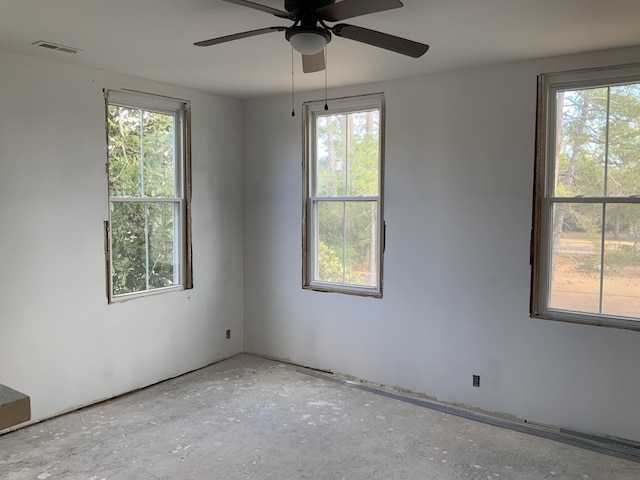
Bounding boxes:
347 110 379 197
107 106 175 198
554 87 607 198
315 115 347 197
607 84 640 197
315 110 379 198
108 105 142 197
143 111 175 198
554 83 640 198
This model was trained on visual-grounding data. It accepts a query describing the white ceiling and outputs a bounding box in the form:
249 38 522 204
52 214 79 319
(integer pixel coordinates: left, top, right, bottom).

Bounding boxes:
1 0 640 99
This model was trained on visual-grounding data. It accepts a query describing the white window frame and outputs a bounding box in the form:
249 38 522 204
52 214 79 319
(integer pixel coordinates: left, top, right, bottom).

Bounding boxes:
531 63 640 330
302 93 385 298
105 90 192 303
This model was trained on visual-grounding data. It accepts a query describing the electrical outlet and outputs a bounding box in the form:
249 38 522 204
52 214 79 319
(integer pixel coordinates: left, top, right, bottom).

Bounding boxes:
226 329 231 340
473 375 480 387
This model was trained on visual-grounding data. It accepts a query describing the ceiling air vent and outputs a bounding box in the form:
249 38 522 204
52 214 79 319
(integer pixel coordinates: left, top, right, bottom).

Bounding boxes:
32 40 82 54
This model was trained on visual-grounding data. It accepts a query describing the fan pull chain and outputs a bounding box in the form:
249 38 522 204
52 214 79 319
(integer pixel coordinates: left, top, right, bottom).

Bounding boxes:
324 46 329 111
291 46 296 117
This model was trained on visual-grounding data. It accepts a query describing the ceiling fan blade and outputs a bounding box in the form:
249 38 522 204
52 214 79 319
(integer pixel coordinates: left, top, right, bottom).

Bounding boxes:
194 26 287 47
302 51 325 73
317 0 403 22
332 24 429 58
222 0 293 19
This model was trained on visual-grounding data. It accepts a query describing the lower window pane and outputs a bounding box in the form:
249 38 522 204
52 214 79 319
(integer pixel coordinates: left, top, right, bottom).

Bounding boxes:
111 202 147 295
316 201 344 283
345 202 377 287
549 203 603 314
602 204 640 318
111 201 177 296
315 201 378 288
148 202 178 289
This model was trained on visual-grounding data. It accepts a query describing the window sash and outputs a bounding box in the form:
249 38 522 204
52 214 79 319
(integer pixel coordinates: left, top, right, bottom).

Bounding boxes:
309 196 379 202
109 199 183 295
105 90 190 302
309 198 380 289
109 197 182 203
303 94 384 297
531 64 640 330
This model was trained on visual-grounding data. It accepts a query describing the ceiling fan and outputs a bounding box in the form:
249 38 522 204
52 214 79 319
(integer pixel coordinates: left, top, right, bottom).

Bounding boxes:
194 0 429 73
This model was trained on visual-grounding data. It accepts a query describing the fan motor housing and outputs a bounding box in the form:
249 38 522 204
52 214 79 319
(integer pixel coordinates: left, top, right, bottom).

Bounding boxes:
285 0 335 14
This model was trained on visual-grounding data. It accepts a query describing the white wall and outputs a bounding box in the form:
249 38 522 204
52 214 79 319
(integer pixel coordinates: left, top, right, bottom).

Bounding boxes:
0 50 244 424
243 46 640 442
3 43 639 444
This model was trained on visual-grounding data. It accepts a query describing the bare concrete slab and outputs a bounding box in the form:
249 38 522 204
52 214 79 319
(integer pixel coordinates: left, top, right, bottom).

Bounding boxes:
0 384 30 431
0 354 639 479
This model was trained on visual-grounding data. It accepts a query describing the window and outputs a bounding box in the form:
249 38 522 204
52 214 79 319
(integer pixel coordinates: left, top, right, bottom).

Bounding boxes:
531 64 640 330
303 94 384 297
105 90 192 302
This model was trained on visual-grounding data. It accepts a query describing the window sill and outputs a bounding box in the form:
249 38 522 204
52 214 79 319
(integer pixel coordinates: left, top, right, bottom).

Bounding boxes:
531 310 640 332
109 284 186 304
304 282 382 299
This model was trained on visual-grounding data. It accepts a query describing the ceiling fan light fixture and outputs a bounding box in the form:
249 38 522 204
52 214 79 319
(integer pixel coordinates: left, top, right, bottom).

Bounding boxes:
196 1 430 70
286 26 331 55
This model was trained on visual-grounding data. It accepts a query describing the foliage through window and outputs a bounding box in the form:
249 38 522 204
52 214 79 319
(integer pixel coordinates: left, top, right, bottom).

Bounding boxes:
531 64 640 329
303 94 384 297
106 90 191 301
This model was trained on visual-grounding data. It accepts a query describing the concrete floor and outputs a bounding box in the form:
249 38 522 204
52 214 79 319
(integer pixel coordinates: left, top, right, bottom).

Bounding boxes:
1 354 639 480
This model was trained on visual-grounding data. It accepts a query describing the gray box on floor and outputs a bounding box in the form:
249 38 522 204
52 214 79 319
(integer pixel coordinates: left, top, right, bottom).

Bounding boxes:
0 384 30 430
